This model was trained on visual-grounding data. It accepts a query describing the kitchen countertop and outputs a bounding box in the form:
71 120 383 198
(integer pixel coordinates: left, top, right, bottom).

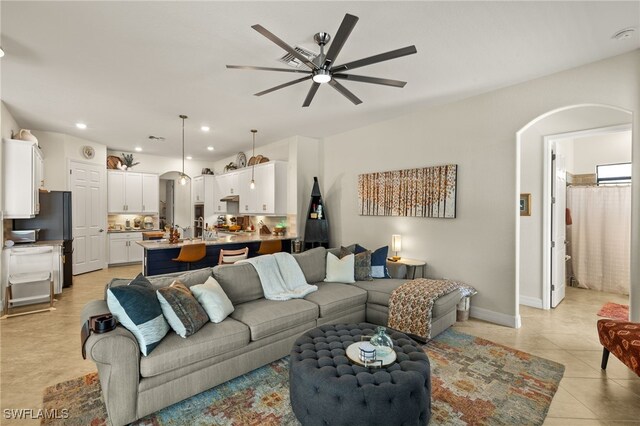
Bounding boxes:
108 229 161 233
136 232 296 250
3 240 64 250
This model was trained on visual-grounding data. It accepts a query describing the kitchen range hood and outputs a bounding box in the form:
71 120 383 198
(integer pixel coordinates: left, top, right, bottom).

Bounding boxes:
220 195 239 202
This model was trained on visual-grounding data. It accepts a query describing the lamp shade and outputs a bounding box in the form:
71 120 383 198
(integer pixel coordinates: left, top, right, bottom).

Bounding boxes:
391 234 402 253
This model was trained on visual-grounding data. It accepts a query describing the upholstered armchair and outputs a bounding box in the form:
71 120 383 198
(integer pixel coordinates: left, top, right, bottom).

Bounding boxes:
597 319 640 377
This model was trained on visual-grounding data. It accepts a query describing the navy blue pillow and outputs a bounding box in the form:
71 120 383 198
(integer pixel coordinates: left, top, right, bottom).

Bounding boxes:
107 280 169 356
370 246 390 278
354 244 368 255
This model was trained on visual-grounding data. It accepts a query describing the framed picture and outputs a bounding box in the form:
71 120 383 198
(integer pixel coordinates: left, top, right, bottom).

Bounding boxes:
520 193 531 216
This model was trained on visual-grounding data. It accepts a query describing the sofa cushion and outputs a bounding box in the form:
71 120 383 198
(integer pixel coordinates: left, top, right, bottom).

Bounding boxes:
157 281 209 337
190 277 235 323
213 263 264 305
148 268 215 289
304 282 367 317
293 247 326 283
324 252 355 283
231 299 318 341
355 279 461 317
140 317 250 378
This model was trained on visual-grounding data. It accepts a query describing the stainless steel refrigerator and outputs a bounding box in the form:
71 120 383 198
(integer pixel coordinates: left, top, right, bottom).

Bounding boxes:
13 191 73 287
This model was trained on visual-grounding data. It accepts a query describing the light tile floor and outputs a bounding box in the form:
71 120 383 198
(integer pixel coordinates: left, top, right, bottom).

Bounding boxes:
0 265 638 425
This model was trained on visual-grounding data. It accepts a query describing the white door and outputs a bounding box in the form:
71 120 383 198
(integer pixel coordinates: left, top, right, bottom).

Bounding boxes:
70 161 105 274
551 151 567 307
125 172 143 212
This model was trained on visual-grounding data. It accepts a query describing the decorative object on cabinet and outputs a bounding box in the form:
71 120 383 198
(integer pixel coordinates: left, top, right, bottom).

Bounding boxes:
201 168 213 175
82 145 95 159
236 152 247 168
15 129 38 143
520 193 531 216
178 115 190 186
358 164 457 218
391 234 402 261
121 153 140 169
259 156 270 163
223 162 238 172
304 176 329 250
107 155 122 169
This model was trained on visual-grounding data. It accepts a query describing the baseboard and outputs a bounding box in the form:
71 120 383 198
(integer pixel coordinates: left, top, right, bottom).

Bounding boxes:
470 306 521 328
519 295 543 309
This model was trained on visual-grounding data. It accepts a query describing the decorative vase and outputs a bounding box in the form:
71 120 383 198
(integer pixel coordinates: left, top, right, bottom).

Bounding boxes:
16 129 38 143
370 326 394 356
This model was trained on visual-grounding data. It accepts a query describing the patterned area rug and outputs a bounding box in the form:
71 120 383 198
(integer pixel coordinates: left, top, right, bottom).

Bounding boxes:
597 302 629 320
42 329 564 426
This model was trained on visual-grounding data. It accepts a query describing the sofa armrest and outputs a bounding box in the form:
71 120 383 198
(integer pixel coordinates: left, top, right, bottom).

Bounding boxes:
81 300 140 426
386 261 407 279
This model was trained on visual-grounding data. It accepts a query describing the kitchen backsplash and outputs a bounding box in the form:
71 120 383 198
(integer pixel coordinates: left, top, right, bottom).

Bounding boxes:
108 214 159 231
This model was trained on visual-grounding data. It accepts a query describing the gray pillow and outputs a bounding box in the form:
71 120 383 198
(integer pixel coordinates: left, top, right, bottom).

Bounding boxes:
340 247 373 281
157 281 209 338
213 263 264 305
293 247 327 283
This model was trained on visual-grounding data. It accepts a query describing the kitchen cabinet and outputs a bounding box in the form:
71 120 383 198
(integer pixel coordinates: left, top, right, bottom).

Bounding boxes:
238 168 256 214
2 138 43 218
240 161 287 215
193 176 204 204
108 171 158 213
213 172 239 214
108 232 143 265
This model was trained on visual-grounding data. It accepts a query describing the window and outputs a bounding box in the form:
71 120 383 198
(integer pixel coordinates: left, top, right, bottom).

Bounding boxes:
596 162 632 185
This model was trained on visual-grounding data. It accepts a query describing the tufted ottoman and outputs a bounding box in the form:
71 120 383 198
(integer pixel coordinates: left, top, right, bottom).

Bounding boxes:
289 323 431 426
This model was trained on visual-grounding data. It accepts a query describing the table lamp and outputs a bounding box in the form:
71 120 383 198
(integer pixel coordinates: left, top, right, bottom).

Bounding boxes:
391 234 402 261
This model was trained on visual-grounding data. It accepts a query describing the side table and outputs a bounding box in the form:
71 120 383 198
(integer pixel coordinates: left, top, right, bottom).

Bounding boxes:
391 258 426 279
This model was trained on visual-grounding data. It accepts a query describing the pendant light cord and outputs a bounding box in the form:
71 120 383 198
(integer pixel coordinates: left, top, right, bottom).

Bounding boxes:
179 114 188 180
251 129 257 182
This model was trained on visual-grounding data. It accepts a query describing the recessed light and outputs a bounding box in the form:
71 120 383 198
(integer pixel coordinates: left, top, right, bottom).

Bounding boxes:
612 27 636 40
207 146 214 151
201 126 210 132
76 122 87 129
135 147 142 152
186 156 193 160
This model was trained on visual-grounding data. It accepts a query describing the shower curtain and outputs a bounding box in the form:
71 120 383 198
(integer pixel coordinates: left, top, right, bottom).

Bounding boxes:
567 185 631 295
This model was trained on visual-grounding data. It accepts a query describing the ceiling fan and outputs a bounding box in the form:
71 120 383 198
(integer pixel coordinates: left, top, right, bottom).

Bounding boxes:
226 13 417 107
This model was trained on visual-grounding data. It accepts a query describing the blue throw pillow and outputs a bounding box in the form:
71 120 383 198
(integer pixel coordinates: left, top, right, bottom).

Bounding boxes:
107 279 169 356
370 245 390 278
354 244 368 255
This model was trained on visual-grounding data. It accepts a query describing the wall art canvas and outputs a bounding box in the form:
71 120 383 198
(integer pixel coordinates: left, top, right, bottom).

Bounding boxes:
358 164 457 218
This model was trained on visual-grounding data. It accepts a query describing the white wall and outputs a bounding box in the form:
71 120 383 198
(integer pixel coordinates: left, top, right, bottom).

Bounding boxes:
323 50 640 327
1 101 20 219
571 131 632 174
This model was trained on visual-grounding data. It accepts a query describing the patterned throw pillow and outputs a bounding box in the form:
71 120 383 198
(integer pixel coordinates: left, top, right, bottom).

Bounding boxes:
107 277 170 356
157 280 209 338
190 277 235 323
340 247 372 281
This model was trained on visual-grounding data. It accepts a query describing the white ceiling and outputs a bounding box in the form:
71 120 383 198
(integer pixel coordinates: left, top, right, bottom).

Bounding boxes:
1 1 638 160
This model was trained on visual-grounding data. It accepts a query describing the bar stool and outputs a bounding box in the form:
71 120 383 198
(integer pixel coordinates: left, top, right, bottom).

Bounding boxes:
172 243 206 270
218 247 249 265
256 240 282 255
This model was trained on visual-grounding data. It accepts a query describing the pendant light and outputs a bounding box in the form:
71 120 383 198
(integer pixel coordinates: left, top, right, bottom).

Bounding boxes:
249 129 257 189
179 114 189 185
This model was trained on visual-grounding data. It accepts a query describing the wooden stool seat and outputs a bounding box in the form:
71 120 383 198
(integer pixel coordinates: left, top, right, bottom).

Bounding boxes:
172 243 206 270
257 240 282 255
218 247 249 265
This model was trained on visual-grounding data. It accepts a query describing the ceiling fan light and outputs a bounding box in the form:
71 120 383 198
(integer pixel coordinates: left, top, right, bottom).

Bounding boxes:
312 69 331 84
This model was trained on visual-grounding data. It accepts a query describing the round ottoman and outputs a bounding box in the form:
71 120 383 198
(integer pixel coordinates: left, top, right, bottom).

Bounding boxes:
289 323 431 426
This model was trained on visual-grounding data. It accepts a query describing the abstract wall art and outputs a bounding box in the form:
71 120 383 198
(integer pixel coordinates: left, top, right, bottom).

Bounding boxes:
357 164 457 218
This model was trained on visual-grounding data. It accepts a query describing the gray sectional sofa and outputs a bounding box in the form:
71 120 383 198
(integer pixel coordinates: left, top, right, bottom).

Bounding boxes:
81 247 461 425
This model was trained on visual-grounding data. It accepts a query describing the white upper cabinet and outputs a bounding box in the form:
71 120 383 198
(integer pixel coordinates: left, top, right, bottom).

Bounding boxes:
142 173 159 213
238 168 256 214
203 175 216 218
253 162 287 215
107 170 158 213
193 176 204 204
2 139 43 218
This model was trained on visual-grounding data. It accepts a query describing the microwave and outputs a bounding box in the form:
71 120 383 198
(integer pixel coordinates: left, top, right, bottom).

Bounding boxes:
9 229 40 243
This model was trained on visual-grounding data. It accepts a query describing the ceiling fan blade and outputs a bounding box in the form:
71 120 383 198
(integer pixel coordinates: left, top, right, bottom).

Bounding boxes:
252 24 318 70
324 13 359 68
302 82 321 107
332 74 407 88
328 79 362 105
332 45 417 73
254 75 312 97
227 65 311 74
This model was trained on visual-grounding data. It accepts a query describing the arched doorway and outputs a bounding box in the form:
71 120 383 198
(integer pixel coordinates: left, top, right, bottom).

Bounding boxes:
516 104 634 319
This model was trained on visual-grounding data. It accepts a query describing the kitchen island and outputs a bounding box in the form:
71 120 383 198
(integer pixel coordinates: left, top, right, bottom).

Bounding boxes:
137 232 295 276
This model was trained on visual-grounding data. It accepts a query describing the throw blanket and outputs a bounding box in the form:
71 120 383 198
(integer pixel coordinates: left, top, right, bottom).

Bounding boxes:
239 253 317 301
388 279 474 340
